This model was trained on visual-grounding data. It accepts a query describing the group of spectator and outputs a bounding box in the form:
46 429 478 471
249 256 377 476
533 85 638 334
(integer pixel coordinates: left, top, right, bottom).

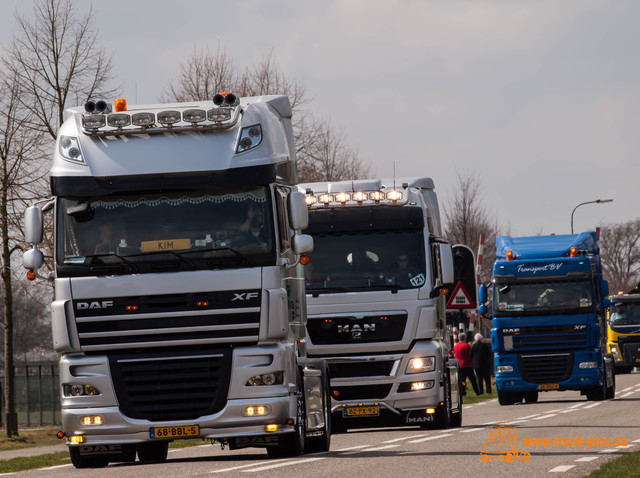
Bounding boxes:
453 331 492 396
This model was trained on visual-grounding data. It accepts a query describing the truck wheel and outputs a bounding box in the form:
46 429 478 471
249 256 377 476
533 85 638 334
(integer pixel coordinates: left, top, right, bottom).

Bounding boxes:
524 391 538 403
305 368 332 453
137 442 169 462
498 390 516 405
268 370 306 458
69 448 109 469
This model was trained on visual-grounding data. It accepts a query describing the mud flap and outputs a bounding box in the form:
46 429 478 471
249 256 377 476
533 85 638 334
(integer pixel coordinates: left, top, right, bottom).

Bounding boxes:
73 444 135 462
229 435 282 449
405 410 436 426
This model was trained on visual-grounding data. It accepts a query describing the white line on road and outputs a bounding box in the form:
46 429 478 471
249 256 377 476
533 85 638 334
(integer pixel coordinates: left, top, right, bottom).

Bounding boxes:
38 464 72 470
341 445 399 455
621 386 634 392
575 456 599 462
383 435 425 443
516 414 540 419
549 465 576 472
459 428 485 433
569 403 586 408
210 460 291 473
599 449 621 454
408 433 453 443
335 445 371 452
583 402 602 409
558 409 579 413
620 391 634 398
533 414 557 420
243 457 325 472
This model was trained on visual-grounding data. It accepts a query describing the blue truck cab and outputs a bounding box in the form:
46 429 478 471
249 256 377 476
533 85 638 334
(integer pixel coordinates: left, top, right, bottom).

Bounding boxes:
478 232 615 405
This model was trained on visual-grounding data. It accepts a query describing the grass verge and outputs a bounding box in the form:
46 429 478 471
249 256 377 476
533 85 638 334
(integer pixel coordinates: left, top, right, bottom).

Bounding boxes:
588 451 640 478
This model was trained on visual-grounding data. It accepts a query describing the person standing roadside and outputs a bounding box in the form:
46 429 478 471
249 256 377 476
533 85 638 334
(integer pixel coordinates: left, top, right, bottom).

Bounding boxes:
453 332 480 395
471 333 492 394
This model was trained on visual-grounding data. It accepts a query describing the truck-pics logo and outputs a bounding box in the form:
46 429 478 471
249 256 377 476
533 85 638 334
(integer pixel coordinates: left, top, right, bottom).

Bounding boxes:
480 422 530 463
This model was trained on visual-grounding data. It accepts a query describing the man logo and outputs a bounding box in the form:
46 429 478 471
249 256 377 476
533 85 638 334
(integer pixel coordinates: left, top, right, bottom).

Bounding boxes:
337 324 375 340
76 301 114 310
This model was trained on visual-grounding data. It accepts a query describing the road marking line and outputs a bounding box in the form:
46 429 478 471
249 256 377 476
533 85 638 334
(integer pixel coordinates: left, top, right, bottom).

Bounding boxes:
583 402 602 409
38 465 72 470
549 465 575 472
475 402 487 406
633 439 640 443
210 460 291 473
533 414 557 420
507 420 528 425
409 433 453 443
482 421 499 425
243 457 325 472
335 445 370 452
599 449 621 454
569 403 585 408
459 428 485 433
341 445 399 455
617 445 635 449
383 435 425 443
621 386 634 392
620 391 634 398
575 456 599 462
517 414 540 419
558 409 578 413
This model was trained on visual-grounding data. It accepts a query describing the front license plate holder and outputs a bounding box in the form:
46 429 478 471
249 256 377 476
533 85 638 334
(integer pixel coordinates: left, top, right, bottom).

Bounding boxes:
149 425 199 439
343 406 380 417
538 383 559 391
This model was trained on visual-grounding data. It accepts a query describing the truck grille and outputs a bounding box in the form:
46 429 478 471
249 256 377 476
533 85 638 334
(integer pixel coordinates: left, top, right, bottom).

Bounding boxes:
329 361 396 378
518 353 572 383
110 347 231 421
74 291 260 351
307 313 407 345
331 384 393 401
504 324 587 352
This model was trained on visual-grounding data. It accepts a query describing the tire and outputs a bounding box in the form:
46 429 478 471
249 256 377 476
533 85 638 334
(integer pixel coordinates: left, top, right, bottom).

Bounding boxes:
305 369 332 453
267 369 306 458
524 391 538 403
136 441 169 463
69 447 109 469
498 390 516 406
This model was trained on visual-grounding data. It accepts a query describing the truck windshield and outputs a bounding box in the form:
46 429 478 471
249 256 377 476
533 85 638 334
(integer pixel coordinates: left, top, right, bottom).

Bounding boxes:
57 187 276 276
609 300 640 329
493 280 594 317
305 229 427 293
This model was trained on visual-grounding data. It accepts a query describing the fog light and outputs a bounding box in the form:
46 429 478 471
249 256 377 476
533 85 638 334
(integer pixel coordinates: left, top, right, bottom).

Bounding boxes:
69 436 84 444
81 415 103 426
243 405 271 417
265 424 279 432
426 408 436 414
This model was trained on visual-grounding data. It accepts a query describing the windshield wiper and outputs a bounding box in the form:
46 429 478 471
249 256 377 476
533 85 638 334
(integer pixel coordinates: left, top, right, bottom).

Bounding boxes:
203 247 254 267
310 287 350 296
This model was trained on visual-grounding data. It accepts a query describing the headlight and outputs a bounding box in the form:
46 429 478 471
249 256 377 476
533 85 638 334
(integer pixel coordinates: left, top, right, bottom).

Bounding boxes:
236 124 262 153
406 357 436 374
579 361 598 369
63 384 100 397
496 365 514 373
58 136 84 163
246 372 283 386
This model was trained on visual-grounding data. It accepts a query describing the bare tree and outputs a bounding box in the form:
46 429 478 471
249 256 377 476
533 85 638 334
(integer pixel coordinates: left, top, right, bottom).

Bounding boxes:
443 171 500 285
163 47 371 182
297 116 370 182
598 219 640 294
0 70 48 437
3 0 117 140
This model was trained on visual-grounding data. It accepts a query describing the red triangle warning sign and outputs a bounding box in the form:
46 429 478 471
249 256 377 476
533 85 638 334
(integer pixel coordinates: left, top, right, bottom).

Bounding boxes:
446 281 476 309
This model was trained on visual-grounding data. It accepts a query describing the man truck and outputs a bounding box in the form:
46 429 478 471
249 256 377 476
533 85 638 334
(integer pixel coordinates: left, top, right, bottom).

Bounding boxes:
478 232 615 405
299 178 462 431
607 292 640 374
23 94 330 467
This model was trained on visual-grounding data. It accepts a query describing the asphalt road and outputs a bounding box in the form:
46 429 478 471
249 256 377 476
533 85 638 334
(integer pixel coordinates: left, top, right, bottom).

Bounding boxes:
9 372 640 478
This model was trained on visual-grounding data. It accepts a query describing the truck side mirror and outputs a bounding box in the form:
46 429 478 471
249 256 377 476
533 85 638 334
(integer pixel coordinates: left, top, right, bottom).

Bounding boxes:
24 205 43 244
439 243 454 286
478 304 488 316
288 191 308 230
479 284 487 304
292 233 313 255
23 247 45 271
600 279 609 298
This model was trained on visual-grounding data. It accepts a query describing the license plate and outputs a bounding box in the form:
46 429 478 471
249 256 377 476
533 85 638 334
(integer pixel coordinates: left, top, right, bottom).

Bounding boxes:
343 406 379 417
149 425 199 439
538 383 559 390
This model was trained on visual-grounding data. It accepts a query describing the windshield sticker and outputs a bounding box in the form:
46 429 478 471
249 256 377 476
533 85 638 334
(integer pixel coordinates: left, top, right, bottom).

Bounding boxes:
409 273 426 287
516 263 564 274
580 298 591 307
141 238 191 252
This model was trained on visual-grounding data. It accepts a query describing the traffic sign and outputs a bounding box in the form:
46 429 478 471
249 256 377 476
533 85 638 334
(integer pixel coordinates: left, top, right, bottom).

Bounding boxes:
446 281 476 309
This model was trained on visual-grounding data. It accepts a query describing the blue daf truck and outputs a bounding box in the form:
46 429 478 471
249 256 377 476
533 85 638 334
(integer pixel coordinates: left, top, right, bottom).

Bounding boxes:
477 232 615 405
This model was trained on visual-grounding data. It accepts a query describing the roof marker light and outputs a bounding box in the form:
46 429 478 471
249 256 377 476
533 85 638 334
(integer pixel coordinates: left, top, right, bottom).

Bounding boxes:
82 115 106 131
305 195 317 206
353 191 367 202
207 108 231 122
386 190 402 201
183 109 207 124
570 247 578 257
370 191 384 201
318 194 333 204
157 110 181 125
131 112 155 127
506 250 514 260
107 113 131 129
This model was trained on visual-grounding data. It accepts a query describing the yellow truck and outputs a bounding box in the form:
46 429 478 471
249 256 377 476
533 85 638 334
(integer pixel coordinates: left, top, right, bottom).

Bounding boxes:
607 293 640 374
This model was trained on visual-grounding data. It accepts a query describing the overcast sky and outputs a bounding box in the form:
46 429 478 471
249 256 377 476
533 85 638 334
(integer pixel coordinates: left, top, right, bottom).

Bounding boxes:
2 0 638 239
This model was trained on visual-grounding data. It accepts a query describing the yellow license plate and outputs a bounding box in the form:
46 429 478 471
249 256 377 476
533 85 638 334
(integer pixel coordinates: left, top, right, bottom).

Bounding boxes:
344 406 379 417
538 383 560 390
150 425 199 439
